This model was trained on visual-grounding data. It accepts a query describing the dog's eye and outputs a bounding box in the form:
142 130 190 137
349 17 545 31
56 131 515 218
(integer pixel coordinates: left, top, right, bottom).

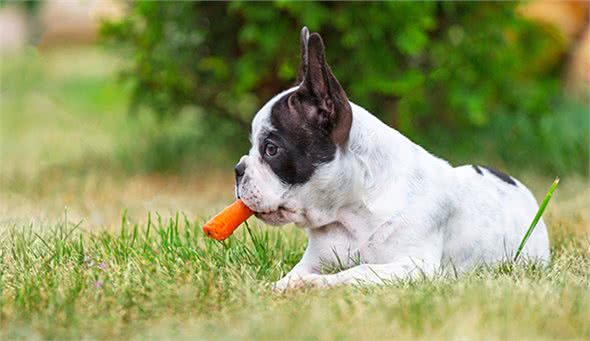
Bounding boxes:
265 142 278 157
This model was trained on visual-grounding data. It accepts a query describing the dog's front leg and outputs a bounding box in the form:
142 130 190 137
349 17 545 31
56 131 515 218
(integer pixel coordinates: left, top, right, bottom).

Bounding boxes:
272 247 322 291
275 242 443 289
274 255 440 290
285 216 445 289
302 258 440 288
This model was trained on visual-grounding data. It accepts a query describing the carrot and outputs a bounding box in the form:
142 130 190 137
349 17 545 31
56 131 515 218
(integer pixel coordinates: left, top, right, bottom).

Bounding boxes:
202 199 254 241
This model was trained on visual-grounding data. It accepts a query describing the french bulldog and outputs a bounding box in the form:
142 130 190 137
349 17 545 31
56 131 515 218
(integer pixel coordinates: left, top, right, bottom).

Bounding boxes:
235 27 550 289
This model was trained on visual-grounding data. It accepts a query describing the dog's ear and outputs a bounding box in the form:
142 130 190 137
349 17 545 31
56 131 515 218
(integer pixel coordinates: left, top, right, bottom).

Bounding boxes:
296 27 310 84
297 32 352 147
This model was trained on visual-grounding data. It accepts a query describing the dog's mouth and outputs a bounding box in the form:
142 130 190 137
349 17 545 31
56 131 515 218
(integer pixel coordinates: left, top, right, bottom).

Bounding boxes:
255 205 295 217
254 206 299 225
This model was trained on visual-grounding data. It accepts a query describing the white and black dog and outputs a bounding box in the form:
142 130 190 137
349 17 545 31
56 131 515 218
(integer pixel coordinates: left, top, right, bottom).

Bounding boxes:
235 27 550 289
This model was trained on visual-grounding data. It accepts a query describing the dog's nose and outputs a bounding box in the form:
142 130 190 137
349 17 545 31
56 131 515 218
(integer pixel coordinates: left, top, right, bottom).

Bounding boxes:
235 160 246 191
235 160 246 178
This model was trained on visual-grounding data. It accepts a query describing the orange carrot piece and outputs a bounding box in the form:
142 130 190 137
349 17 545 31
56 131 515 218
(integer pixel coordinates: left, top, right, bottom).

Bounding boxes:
202 199 254 241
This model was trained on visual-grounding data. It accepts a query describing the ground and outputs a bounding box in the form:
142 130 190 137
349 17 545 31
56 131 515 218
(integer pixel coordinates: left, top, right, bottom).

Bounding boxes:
0 47 589 340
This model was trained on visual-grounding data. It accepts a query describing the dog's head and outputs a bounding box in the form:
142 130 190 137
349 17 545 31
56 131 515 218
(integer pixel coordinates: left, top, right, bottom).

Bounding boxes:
236 27 354 227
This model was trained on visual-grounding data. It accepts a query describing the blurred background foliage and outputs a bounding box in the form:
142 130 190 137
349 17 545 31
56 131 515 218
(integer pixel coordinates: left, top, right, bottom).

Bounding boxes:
100 1 588 175
0 0 587 234
1 1 587 178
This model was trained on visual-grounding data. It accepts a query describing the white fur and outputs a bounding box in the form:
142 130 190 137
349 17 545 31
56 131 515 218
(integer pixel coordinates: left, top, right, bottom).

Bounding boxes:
240 92 550 290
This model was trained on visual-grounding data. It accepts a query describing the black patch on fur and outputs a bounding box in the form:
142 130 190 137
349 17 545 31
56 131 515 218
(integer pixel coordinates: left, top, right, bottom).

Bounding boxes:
472 165 483 175
261 94 337 185
483 166 517 186
256 29 351 185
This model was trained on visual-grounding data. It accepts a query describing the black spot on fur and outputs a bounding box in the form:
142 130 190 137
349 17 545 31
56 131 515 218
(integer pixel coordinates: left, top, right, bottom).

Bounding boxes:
483 166 517 186
472 165 483 175
260 94 337 185
257 29 352 185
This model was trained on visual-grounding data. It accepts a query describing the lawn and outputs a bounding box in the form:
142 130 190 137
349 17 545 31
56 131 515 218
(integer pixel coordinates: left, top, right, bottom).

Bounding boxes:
1 215 589 340
1 47 589 340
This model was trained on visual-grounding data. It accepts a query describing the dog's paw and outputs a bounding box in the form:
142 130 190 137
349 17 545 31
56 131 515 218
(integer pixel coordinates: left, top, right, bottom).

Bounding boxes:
271 277 294 292
272 275 305 292
272 274 328 292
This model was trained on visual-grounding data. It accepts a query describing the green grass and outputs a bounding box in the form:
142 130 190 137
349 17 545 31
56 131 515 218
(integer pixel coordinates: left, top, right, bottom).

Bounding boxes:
1 214 589 340
514 177 559 261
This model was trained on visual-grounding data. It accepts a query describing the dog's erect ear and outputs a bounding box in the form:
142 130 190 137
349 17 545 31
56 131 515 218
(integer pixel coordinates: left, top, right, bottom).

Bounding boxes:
297 32 352 147
296 27 310 84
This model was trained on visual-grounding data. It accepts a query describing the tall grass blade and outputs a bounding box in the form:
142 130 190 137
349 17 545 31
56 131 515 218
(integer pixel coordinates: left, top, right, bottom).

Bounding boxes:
514 177 560 262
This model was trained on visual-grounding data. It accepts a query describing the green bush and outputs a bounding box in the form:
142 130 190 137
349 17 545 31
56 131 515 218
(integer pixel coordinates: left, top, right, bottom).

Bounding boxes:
102 2 588 174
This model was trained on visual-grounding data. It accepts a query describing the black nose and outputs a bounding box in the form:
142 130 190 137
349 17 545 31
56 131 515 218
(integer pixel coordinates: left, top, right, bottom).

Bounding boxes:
235 161 246 178
235 160 246 183
235 161 246 199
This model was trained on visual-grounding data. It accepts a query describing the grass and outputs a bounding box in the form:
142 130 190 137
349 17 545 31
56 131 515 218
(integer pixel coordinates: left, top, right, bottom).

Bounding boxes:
514 177 559 261
1 213 589 340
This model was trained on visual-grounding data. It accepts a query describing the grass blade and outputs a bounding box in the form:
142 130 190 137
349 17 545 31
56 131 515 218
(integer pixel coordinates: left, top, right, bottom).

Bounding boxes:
514 177 560 262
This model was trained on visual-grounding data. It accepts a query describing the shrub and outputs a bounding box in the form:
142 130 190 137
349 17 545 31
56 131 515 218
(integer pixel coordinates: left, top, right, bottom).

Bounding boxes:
101 2 588 174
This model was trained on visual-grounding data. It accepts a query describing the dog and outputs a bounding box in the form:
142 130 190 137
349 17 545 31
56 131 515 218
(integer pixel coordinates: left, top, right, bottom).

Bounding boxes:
235 27 550 290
